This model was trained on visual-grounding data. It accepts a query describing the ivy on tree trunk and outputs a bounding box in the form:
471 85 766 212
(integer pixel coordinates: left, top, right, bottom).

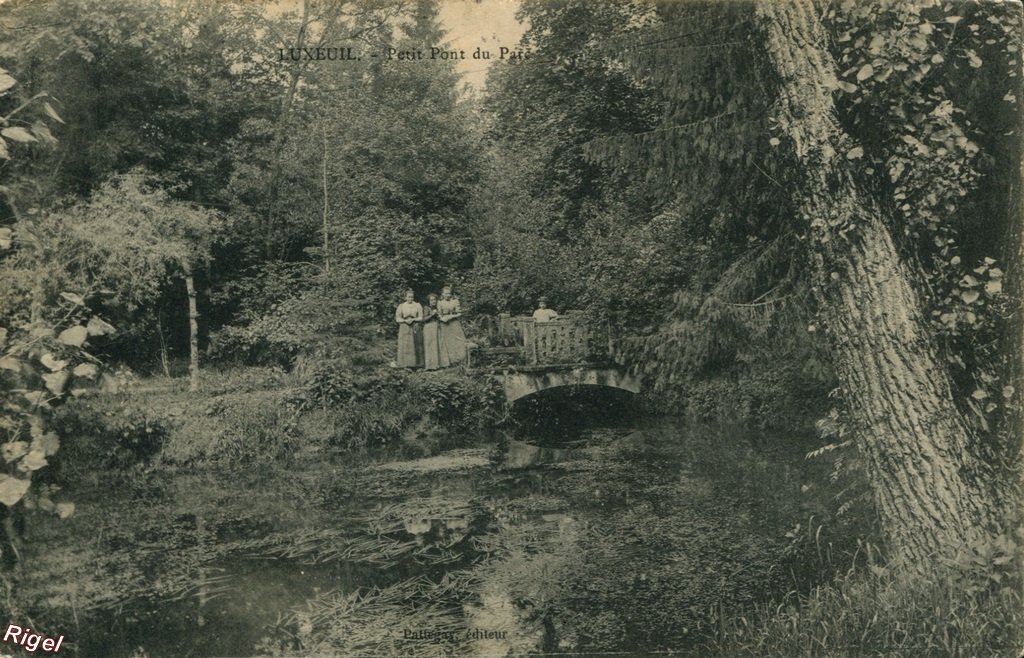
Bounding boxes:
757 0 1000 564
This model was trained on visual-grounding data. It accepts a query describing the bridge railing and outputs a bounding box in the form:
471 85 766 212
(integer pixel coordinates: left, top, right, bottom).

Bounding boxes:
469 313 611 368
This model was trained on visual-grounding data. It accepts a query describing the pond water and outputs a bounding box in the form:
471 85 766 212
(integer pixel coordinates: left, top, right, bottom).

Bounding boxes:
19 397 830 657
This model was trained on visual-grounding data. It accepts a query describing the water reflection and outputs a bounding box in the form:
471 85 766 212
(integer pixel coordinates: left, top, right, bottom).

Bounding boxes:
501 439 582 468
21 417 826 657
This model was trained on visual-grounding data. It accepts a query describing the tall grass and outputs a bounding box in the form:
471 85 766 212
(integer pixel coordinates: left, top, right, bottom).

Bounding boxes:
712 538 1024 657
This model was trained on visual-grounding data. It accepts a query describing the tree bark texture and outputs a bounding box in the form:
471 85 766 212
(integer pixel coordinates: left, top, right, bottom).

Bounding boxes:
758 0 999 564
183 263 200 392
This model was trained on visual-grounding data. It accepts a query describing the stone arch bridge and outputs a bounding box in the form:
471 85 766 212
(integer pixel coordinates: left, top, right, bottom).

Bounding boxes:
466 314 639 403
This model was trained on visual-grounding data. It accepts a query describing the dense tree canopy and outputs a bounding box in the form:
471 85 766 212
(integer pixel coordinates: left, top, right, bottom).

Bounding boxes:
476 0 1021 563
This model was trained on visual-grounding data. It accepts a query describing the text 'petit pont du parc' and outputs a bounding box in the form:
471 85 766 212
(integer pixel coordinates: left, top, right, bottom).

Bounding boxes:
277 46 530 62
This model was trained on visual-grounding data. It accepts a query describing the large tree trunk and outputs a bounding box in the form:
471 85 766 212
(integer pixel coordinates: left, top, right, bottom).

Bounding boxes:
183 262 200 393
758 0 999 564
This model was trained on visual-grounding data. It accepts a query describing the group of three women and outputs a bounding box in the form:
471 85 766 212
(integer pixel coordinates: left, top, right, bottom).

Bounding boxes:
395 286 466 370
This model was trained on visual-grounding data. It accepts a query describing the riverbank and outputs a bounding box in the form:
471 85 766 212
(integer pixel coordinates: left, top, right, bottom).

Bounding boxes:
48 363 505 478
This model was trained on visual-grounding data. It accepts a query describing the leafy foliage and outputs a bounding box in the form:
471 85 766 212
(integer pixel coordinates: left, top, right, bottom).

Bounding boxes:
210 285 376 369
478 0 817 414
824 0 1022 437
0 287 108 517
0 0 270 205
0 66 99 530
22 171 222 311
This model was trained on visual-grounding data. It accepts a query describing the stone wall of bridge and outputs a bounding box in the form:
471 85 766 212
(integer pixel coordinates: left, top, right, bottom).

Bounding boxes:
496 367 640 403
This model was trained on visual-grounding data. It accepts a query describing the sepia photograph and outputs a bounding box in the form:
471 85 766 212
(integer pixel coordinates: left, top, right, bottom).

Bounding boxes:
0 0 1021 655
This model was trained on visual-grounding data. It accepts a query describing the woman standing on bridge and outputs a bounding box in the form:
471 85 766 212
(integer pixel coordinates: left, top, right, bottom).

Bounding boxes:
394 289 423 368
437 286 467 366
422 293 442 371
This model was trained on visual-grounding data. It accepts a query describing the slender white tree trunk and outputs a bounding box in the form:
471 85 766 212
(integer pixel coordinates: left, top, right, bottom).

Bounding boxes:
157 313 172 378
183 262 200 392
322 122 330 274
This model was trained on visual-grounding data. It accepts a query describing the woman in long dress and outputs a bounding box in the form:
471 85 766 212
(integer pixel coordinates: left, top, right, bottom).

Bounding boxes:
422 293 441 371
437 286 467 366
394 289 423 368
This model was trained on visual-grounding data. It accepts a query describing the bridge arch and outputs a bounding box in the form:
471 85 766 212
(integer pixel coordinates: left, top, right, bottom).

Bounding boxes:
495 367 640 404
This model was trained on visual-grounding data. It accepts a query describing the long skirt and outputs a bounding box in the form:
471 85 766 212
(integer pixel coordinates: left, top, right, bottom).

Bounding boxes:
438 319 467 366
422 320 441 370
396 323 422 368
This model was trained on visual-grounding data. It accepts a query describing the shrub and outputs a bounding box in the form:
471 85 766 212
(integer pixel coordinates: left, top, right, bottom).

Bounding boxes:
206 325 298 369
213 400 299 464
293 367 356 411
414 374 503 431
49 400 168 474
331 397 412 451
284 362 503 454
161 389 302 466
279 363 411 451
208 286 378 369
